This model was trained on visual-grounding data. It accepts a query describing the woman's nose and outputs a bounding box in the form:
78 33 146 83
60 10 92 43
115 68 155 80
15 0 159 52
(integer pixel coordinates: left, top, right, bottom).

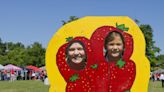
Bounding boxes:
74 49 79 54
113 45 117 49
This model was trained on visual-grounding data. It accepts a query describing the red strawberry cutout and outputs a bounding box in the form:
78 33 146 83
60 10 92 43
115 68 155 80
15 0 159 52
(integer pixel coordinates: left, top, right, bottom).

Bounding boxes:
90 26 133 62
90 25 136 92
56 24 136 92
109 59 136 92
56 37 94 92
89 61 109 92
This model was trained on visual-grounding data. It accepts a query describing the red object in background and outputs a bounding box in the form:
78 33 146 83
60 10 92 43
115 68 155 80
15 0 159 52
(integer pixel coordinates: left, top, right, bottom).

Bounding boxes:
11 69 14 74
26 65 42 72
4 70 7 74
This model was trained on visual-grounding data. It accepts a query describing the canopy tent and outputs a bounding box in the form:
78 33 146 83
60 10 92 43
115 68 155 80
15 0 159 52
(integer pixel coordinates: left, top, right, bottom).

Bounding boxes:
153 69 164 74
26 65 42 72
0 64 5 70
4 64 22 70
39 66 46 71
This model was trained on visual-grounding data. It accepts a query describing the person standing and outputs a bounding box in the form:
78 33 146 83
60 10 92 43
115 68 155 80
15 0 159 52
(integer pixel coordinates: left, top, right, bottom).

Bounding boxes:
159 72 164 87
10 69 15 82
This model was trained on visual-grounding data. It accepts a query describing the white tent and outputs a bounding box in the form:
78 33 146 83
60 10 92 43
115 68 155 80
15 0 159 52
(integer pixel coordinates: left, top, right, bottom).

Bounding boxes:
0 64 4 70
39 66 46 71
153 69 164 74
4 64 22 70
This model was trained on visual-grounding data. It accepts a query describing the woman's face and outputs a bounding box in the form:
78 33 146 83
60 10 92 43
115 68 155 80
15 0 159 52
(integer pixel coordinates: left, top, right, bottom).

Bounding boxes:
106 35 124 59
68 42 86 64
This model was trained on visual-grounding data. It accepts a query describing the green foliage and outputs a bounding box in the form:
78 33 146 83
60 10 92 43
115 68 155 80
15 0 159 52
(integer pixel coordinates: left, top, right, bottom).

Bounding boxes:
139 24 161 67
0 39 45 67
0 39 7 55
157 54 164 68
62 16 79 25
134 19 140 24
25 42 45 67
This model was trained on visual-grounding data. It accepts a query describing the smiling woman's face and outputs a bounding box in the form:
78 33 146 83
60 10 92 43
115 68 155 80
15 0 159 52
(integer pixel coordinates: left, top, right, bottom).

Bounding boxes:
68 42 86 64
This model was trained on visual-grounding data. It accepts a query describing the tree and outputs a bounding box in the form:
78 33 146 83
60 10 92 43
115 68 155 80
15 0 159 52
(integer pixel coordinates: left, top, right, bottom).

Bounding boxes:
25 42 45 67
62 16 79 25
157 54 164 68
0 41 25 66
0 38 7 55
134 19 161 68
0 38 46 67
7 47 25 66
134 19 140 25
139 24 160 67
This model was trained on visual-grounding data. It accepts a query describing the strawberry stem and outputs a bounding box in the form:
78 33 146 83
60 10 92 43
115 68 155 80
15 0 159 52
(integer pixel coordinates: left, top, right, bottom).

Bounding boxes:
66 37 73 42
116 23 129 31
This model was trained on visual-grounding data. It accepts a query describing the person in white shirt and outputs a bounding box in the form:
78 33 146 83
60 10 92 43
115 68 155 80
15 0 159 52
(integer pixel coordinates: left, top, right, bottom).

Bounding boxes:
44 75 49 85
159 73 164 87
32 72 36 80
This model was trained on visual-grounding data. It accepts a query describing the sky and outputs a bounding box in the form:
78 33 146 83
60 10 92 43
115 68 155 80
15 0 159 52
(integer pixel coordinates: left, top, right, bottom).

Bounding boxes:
0 0 164 54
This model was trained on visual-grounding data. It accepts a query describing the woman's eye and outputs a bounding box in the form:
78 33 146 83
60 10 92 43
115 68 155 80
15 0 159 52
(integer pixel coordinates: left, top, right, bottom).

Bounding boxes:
109 43 114 46
116 43 121 46
77 48 83 50
116 43 123 46
69 48 75 51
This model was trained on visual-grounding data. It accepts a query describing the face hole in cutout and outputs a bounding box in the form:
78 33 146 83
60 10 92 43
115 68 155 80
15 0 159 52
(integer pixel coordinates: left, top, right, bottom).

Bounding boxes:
104 31 124 62
65 41 87 70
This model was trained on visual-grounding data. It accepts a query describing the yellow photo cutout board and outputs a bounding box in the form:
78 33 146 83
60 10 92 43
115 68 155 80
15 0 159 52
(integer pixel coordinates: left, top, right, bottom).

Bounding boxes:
46 16 150 92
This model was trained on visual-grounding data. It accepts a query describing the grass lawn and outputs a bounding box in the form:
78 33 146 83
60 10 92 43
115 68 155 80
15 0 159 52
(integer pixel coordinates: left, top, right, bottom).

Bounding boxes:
0 80 49 92
148 80 164 92
0 80 163 92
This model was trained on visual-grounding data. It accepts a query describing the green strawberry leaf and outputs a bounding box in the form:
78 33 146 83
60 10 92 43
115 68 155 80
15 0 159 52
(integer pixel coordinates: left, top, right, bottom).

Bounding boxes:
66 37 73 42
116 23 129 31
116 22 118 27
117 24 125 31
124 27 129 31
90 64 98 69
116 59 126 68
69 74 79 82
